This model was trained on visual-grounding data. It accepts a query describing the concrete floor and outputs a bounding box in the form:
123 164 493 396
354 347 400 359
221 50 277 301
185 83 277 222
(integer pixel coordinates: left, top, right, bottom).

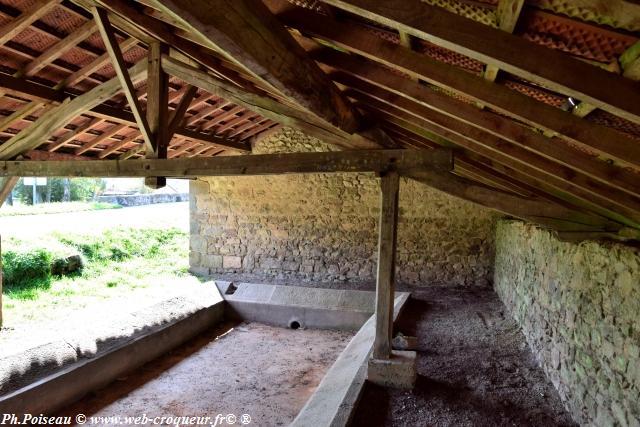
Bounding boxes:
58 321 353 426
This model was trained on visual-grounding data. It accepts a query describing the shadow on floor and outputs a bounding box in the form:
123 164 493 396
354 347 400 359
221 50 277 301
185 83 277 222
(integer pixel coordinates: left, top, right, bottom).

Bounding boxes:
351 285 576 427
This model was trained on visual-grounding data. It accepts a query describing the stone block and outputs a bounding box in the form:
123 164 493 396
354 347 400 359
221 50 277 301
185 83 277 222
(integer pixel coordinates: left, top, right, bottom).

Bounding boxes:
223 256 242 269
367 350 417 389
392 334 418 351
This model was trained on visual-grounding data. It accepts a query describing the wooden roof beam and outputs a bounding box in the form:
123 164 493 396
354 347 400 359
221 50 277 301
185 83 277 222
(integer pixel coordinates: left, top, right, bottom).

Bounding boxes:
0 148 452 178
274 7 640 170
406 169 624 234
140 0 361 135
16 19 97 79
317 50 640 199
160 54 378 149
320 0 640 125
483 0 524 82
0 60 147 160
353 96 640 229
0 0 61 47
93 7 154 154
0 58 249 155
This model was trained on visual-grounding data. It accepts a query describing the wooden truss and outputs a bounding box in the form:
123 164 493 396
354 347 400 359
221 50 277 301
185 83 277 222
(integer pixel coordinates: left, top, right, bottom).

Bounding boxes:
0 0 638 363
0 0 635 241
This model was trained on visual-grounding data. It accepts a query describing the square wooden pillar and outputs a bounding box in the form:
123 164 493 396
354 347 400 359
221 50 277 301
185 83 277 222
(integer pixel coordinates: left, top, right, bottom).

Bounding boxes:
369 171 416 389
372 170 400 360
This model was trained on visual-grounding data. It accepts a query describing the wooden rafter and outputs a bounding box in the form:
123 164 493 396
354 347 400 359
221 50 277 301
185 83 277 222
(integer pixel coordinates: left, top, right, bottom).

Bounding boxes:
161 55 378 149
483 0 524 82
168 85 198 139
15 20 96 78
0 60 147 160
47 117 103 152
74 123 128 155
0 70 249 154
0 0 61 47
320 0 640 125
352 96 640 229
275 8 640 170
144 0 361 135
317 50 640 198
93 7 154 154
101 0 395 149
406 170 623 233
88 0 262 91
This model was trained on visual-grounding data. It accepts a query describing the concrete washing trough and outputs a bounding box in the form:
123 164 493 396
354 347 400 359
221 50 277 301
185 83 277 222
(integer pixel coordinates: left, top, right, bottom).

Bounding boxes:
0 281 410 426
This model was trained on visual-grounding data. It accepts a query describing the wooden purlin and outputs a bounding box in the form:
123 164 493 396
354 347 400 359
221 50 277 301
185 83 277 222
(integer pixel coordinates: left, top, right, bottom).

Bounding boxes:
321 52 640 199
0 68 251 156
275 7 640 170
320 0 640 125
353 97 640 229
0 1 266 158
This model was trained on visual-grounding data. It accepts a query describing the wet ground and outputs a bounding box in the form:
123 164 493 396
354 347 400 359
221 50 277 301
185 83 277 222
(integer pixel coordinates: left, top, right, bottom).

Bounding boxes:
59 321 353 426
351 285 576 427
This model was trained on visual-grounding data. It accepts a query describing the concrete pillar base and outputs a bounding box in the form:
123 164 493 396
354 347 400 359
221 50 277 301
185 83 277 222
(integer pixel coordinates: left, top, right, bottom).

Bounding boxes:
367 350 417 389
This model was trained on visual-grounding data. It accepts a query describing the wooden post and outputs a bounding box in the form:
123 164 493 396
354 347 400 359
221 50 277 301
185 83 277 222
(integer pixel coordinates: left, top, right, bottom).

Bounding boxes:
372 170 400 360
145 41 169 189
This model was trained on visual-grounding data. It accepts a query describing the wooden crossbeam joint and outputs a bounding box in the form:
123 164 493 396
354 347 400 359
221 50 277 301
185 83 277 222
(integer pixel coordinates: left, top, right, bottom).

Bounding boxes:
93 7 155 154
145 41 170 189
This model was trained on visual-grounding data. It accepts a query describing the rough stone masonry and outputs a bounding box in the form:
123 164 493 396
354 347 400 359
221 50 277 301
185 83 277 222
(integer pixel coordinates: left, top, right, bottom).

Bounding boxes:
495 220 640 426
189 127 497 287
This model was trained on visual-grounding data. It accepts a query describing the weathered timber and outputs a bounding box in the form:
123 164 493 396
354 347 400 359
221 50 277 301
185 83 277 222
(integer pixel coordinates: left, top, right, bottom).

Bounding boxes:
0 0 61 46
362 100 640 228
168 85 198 139
340 80 640 216
483 0 524 82
147 0 361 135
319 50 640 197
161 55 378 149
320 0 640 124
145 42 170 188
373 170 399 360
0 149 452 178
93 7 154 153
406 170 622 232
0 61 147 160
275 7 640 169
0 71 249 153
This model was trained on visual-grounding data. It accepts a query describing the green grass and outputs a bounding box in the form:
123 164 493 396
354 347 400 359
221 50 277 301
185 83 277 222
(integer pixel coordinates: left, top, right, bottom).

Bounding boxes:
0 201 121 217
1 227 190 326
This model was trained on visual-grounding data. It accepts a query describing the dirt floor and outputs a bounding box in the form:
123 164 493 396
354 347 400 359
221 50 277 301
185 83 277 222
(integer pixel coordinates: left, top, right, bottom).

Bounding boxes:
352 285 576 427
59 321 352 426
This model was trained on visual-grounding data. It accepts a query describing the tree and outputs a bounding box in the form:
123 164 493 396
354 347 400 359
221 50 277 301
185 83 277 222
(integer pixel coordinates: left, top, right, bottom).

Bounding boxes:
13 178 107 204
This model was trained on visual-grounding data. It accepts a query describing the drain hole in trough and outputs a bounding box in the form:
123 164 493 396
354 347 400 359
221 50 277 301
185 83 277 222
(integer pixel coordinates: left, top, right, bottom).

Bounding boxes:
225 283 238 295
289 320 301 330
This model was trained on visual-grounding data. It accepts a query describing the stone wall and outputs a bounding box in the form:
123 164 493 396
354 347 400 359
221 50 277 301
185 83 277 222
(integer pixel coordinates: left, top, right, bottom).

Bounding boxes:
190 127 497 287
97 193 188 206
494 220 640 426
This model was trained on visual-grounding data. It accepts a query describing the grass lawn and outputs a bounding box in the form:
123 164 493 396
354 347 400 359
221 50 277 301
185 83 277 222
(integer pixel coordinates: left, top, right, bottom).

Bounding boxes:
1 226 195 329
0 201 120 217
